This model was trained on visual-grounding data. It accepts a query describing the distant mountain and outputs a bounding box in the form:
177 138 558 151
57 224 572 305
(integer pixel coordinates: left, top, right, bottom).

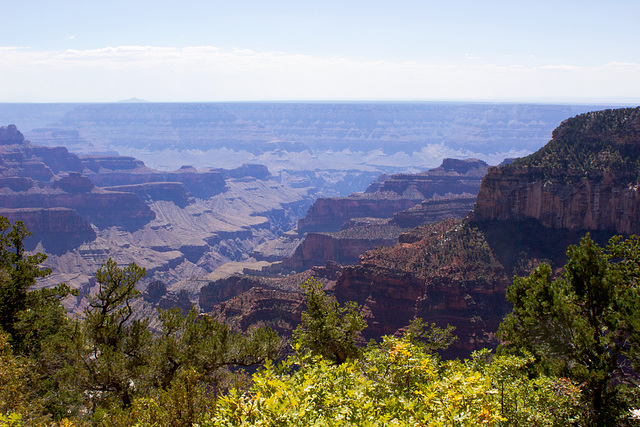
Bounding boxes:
117 97 150 103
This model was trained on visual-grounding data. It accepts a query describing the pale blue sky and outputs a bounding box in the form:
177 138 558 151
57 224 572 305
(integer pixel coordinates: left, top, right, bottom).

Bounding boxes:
1 0 639 102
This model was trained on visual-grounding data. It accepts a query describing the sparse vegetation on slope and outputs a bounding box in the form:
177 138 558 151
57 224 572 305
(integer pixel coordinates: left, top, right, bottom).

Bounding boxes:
508 107 640 183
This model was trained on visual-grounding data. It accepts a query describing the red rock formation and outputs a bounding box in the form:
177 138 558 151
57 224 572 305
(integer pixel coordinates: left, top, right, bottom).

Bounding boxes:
333 219 511 355
83 162 227 199
0 190 155 231
103 182 192 207
199 275 273 313
280 228 400 271
208 287 306 335
391 196 476 228
372 159 487 197
298 158 487 233
471 107 640 235
298 196 419 233
54 173 94 193
0 124 25 144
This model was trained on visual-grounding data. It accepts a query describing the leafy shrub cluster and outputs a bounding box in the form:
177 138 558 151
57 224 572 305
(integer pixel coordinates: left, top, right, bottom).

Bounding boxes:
208 338 581 426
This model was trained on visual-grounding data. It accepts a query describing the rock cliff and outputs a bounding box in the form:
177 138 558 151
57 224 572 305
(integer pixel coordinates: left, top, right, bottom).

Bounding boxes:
333 219 511 355
298 159 487 233
471 107 640 234
278 224 402 272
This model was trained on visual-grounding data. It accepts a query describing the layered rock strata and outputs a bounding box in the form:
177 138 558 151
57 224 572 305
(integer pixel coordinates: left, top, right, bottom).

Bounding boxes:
471 107 640 234
298 159 487 233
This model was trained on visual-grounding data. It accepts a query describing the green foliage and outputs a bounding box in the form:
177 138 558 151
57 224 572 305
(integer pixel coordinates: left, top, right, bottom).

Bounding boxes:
293 277 366 364
0 412 23 427
95 369 215 427
0 217 76 424
206 336 581 426
12 284 77 356
401 317 457 353
71 259 151 409
0 330 52 426
150 306 281 390
0 217 51 339
499 234 640 426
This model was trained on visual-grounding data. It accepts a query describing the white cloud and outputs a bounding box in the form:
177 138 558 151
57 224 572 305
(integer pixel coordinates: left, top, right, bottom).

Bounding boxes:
0 46 638 102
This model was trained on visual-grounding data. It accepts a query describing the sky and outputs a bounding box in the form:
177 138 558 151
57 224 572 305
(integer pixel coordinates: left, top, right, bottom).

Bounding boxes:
1 0 639 103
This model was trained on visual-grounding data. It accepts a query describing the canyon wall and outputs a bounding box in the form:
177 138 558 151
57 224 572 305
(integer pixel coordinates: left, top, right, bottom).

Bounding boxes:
471 107 640 235
298 158 487 233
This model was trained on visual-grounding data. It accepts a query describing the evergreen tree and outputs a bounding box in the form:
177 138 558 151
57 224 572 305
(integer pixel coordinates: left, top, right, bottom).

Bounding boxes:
293 277 366 364
72 258 151 409
499 234 640 426
0 217 51 339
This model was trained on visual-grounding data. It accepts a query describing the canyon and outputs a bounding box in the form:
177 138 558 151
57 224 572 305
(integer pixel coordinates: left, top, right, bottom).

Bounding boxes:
2 103 638 356
191 107 640 356
0 124 316 313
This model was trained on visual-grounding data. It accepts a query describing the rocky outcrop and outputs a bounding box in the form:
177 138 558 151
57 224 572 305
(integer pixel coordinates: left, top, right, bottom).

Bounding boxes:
369 158 487 196
199 275 272 313
279 224 402 272
225 164 270 180
0 124 26 144
298 158 487 233
333 219 511 356
471 107 640 235
0 190 155 231
82 160 227 199
298 196 420 233
208 287 306 335
391 196 476 228
54 173 94 193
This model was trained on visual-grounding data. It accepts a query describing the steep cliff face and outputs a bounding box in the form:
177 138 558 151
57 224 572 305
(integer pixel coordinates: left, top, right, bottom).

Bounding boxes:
0 190 156 231
297 197 419 233
81 159 227 199
208 287 306 335
472 107 640 234
391 196 476 228
103 182 192 207
371 158 487 196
